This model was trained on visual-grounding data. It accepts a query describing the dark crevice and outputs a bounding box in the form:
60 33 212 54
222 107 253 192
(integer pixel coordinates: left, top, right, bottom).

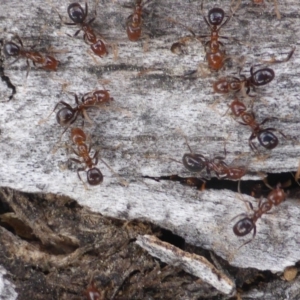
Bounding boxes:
143 171 299 198
160 228 185 249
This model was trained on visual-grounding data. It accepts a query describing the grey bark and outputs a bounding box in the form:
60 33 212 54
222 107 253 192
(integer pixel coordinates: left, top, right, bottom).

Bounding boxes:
0 0 300 297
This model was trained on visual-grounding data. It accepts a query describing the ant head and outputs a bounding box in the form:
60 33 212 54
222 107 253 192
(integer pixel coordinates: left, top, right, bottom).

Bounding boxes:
67 3 87 24
233 217 254 236
208 8 225 26
87 168 103 185
92 90 112 103
56 107 76 126
268 185 286 206
3 42 20 57
258 130 278 149
251 68 275 86
42 56 59 71
182 153 207 173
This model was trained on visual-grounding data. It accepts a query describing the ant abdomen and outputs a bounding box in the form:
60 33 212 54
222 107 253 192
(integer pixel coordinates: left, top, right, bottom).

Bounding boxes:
233 218 254 236
56 107 76 126
3 42 20 57
90 40 108 57
258 131 278 149
208 8 225 25
250 68 275 86
68 3 86 23
87 168 103 185
182 154 206 173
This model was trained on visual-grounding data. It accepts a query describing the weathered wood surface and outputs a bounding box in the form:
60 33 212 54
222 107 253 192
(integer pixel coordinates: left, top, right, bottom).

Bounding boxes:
0 0 300 283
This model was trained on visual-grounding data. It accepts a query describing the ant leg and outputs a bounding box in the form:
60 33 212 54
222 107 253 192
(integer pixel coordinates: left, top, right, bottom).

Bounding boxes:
273 0 281 20
84 2 88 20
14 34 24 48
87 17 95 26
249 133 259 152
82 109 94 125
5 56 21 67
263 127 287 139
295 160 300 187
230 0 241 15
74 93 80 105
99 157 128 187
91 150 99 166
237 225 256 250
70 157 82 164
76 167 88 189
74 27 84 38
175 129 194 153
259 117 277 126
230 212 249 222
200 1 212 30
261 46 295 64
168 157 183 165
26 59 31 78
216 16 231 32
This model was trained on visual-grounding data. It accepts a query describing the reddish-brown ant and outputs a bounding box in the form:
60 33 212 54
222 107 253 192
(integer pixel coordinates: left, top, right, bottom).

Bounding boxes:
171 4 232 71
64 2 108 57
229 98 287 151
213 48 295 94
39 90 113 138
126 0 143 41
232 183 286 247
182 141 246 180
70 127 103 186
200 4 231 71
3 36 59 75
213 67 275 95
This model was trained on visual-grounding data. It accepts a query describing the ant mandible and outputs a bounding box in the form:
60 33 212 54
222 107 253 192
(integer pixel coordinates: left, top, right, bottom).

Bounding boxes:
232 183 286 248
3 36 59 75
229 98 287 151
64 2 108 57
213 47 295 94
70 127 103 186
182 140 246 180
126 0 143 41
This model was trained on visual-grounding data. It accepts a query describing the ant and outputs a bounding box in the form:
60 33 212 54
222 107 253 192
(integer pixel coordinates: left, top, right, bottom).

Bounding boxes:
200 4 232 71
232 183 286 248
213 47 295 94
3 36 59 75
213 48 295 94
40 90 113 138
229 98 287 151
126 0 143 41
70 127 103 186
171 3 232 71
182 140 246 180
64 2 108 57
213 66 275 95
